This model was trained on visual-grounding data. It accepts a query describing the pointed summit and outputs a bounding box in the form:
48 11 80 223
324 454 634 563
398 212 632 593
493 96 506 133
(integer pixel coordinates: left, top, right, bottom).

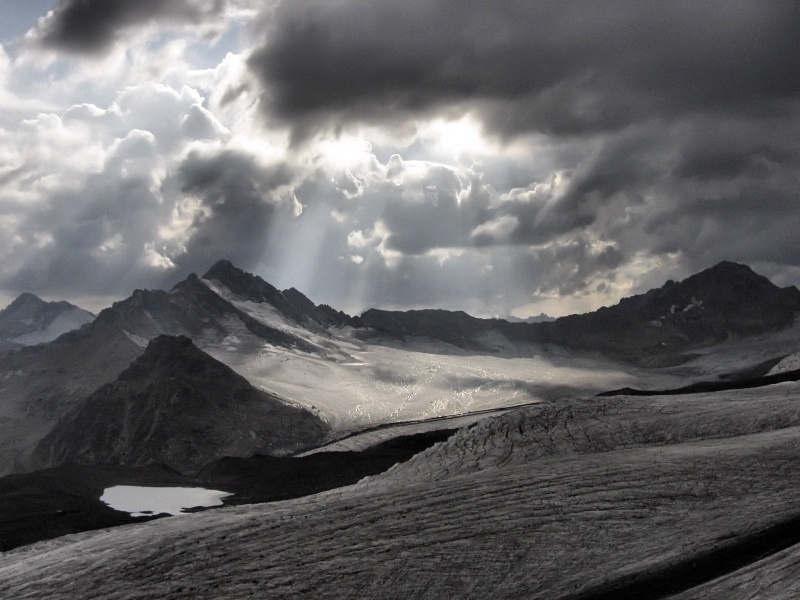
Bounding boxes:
35 335 328 472
202 259 240 280
5 292 48 310
202 259 347 326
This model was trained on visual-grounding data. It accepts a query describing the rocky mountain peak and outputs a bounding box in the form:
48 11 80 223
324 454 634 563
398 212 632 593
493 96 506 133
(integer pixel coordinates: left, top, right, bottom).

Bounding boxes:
35 333 328 472
202 260 279 300
202 260 299 315
202 260 349 327
635 261 800 317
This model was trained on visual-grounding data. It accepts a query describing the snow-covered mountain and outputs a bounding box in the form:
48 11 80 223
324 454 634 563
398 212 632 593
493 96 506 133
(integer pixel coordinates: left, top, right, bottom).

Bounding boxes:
0 293 94 352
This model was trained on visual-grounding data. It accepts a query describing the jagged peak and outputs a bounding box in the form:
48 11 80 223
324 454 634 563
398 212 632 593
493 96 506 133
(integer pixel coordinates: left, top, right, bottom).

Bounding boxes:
203 260 281 295
146 333 194 350
676 261 780 295
695 261 759 279
12 291 44 302
2 292 88 317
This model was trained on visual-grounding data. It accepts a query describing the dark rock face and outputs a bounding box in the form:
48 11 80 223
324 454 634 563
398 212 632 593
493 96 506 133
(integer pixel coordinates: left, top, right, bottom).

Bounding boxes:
281 287 352 328
0 267 321 476
98 272 308 350
204 260 305 321
356 309 496 350
34 335 328 473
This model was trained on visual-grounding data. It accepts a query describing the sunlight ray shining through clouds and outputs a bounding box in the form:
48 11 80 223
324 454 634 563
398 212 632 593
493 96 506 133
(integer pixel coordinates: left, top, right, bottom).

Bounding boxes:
424 116 492 162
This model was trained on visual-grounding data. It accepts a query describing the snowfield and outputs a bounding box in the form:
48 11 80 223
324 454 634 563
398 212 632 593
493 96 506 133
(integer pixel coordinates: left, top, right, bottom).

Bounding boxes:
10 308 93 347
4 383 800 598
201 276 685 436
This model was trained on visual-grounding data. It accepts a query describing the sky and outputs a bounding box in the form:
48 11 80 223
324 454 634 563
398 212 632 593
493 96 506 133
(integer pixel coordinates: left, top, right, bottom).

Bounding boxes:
0 0 799 317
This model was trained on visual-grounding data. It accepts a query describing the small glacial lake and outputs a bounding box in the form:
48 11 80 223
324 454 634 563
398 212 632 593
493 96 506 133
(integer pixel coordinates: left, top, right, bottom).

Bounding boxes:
101 485 233 517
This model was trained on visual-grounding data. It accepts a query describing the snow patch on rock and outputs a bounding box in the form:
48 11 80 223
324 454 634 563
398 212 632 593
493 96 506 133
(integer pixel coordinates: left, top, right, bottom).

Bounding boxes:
11 308 94 346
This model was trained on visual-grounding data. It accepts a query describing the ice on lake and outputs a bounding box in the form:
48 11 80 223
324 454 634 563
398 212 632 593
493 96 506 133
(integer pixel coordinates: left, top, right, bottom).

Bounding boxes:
100 485 232 517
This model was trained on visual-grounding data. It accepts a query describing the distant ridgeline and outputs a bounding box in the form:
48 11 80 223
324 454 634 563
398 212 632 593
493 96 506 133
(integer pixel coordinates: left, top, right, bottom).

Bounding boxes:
356 261 800 362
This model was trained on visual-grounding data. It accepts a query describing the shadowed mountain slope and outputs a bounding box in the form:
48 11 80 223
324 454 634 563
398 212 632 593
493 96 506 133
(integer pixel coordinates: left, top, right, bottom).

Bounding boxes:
33 335 328 472
540 261 800 359
0 428 454 552
0 266 331 476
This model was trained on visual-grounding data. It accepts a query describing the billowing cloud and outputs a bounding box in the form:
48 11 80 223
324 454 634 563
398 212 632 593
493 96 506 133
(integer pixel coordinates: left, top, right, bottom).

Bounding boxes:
176 148 299 272
247 1 800 138
0 1 799 318
0 80 239 300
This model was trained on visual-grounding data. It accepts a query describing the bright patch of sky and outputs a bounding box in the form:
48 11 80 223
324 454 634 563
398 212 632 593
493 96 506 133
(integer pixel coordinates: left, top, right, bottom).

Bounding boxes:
0 1 58 45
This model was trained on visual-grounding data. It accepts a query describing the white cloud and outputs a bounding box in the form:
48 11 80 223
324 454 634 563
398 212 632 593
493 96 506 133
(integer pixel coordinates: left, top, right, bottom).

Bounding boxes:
470 214 519 243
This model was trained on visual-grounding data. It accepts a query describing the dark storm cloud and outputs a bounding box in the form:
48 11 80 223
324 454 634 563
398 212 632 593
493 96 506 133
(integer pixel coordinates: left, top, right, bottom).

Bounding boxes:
242 0 800 296
37 0 222 54
176 149 297 272
247 0 800 138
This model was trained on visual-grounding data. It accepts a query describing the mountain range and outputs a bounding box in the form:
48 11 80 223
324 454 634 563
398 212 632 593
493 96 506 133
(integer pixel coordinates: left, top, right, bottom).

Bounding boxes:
0 259 799 477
